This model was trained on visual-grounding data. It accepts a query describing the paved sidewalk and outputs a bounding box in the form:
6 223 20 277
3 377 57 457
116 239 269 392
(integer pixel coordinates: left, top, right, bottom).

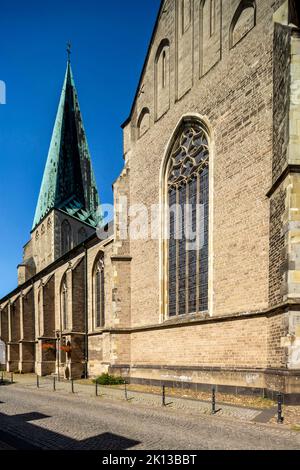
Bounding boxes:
0 382 299 450
10 374 268 423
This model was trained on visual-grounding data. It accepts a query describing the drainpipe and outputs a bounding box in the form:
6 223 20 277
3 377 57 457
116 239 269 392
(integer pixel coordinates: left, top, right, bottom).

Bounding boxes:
84 244 88 379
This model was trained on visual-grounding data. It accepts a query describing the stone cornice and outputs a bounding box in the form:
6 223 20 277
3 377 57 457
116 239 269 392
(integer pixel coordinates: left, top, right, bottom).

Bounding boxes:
267 164 300 198
88 300 298 336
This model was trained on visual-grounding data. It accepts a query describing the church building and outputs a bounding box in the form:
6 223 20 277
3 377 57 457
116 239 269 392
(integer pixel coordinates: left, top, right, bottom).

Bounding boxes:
1 0 300 402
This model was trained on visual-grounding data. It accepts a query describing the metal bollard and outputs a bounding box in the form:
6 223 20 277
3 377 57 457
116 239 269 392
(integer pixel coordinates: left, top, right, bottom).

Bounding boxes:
71 379 74 394
212 387 216 415
95 382 98 397
53 376 56 392
36 375 40 389
124 380 128 401
277 393 284 424
11 373 13 384
162 385 166 407
1 371 3 384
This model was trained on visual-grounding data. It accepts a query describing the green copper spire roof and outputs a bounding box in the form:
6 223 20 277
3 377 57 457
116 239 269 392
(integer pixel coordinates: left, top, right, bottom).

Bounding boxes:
32 61 101 230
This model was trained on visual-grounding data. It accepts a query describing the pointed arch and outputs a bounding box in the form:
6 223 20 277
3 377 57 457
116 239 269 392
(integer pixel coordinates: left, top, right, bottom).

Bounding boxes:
137 107 150 139
229 0 256 49
160 115 212 319
155 39 170 121
92 252 105 329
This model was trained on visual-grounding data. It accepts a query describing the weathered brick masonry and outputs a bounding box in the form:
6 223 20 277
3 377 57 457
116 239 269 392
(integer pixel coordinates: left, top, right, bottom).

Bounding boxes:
1 0 300 402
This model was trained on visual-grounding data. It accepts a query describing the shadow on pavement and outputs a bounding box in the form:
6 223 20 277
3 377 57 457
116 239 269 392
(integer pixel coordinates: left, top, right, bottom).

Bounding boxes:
0 410 141 450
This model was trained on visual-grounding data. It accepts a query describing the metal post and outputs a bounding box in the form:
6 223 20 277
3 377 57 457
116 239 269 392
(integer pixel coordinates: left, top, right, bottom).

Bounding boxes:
53 376 56 392
277 393 284 424
212 387 216 415
11 372 13 384
124 380 128 401
1 371 3 383
71 379 74 394
162 385 166 407
95 381 98 397
36 375 39 389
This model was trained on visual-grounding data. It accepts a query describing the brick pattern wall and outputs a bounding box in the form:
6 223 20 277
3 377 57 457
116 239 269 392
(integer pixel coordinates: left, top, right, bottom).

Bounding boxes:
71 258 85 332
0 306 9 343
130 316 268 369
267 312 288 368
2 0 300 390
269 187 286 305
125 0 274 326
22 289 35 342
272 23 291 183
10 299 21 343
42 276 55 338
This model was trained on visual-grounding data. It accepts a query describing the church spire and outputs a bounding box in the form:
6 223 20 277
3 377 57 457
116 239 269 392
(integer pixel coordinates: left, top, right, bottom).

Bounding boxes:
32 58 101 231
66 42 71 63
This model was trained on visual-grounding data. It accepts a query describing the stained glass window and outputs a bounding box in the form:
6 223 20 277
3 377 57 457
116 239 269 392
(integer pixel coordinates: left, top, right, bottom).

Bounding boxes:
167 121 209 316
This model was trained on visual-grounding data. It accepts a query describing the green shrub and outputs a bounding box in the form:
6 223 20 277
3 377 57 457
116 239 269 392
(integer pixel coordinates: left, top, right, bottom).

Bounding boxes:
93 373 124 386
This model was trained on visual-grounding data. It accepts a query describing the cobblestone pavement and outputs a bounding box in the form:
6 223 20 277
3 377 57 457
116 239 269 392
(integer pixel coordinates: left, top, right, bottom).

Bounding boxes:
5 375 266 421
0 383 300 450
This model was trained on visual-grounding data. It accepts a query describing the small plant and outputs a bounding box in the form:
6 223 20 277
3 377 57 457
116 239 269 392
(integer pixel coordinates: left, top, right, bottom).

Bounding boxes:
60 345 72 354
93 373 124 386
42 343 56 353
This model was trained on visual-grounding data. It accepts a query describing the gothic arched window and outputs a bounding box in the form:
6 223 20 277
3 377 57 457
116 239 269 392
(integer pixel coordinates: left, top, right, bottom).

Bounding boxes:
61 275 68 331
93 253 105 328
155 39 170 120
166 119 209 317
61 220 72 255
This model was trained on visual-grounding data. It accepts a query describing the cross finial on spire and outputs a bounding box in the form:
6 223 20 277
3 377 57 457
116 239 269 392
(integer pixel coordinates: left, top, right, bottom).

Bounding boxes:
67 42 71 63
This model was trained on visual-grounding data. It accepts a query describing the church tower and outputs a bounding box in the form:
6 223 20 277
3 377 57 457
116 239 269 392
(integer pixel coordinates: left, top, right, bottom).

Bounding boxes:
18 57 101 283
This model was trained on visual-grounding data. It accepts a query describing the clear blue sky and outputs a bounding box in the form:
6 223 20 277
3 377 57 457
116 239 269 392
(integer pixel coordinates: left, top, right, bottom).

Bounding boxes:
0 0 161 298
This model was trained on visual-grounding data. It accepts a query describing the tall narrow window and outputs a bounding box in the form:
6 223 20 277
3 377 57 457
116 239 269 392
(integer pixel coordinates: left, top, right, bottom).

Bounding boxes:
155 39 170 120
167 120 209 317
38 288 42 337
61 275 68 331
93 254 105 328
162 50 167 89
61 220 71 255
